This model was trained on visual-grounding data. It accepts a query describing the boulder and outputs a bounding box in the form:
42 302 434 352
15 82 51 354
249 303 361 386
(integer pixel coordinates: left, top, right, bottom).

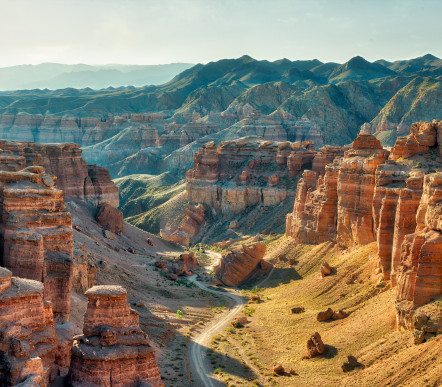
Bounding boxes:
320 261 332 277
272 363 285 375
317 308 334 322
214 243 266 287
96 203 124 234
305 332 325 358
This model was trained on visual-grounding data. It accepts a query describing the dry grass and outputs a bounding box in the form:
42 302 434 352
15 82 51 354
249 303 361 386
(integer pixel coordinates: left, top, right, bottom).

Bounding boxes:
217 236 441 386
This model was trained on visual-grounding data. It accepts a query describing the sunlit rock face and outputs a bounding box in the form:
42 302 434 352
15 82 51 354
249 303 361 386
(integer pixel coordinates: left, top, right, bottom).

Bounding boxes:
285 123 442 331
69 285 163 387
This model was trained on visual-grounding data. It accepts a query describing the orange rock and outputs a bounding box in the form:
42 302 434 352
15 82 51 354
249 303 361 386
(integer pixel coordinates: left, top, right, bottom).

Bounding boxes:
70 285 163 386
96 203 124 233
214 243 266 286
306 332 325 358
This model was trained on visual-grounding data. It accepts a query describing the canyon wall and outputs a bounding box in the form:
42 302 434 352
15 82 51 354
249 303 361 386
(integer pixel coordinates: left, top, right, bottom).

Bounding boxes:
0 167 73 323
0 139 163 385
0 267 58 385
186 137 320 216
0 140 119 207
286 120 442 329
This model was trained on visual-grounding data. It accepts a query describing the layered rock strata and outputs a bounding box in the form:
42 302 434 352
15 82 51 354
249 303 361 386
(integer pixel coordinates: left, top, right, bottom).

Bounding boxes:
0 167 73 322
286 123 442 331
214 243 267 286
186 137 317 215
0 267 58 385
0 140 119 207
69 285 162 387
286 135 388 245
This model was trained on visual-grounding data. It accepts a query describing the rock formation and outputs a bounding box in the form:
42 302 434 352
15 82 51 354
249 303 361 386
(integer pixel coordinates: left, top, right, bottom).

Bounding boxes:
286 122 442 332
0 267 59 385
160 203 205 246
0 140 119 208
305 332 325 358
96 203 124 234
186 137 317 216
0 166 74 322
214 243 267 286
69 285 163 387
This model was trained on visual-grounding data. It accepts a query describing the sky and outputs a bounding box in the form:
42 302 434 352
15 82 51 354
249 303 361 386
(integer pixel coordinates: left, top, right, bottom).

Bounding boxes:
0 0 441 67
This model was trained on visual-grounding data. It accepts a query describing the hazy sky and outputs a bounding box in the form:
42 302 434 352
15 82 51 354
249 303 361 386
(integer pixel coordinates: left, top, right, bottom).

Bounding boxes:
1 0 441 67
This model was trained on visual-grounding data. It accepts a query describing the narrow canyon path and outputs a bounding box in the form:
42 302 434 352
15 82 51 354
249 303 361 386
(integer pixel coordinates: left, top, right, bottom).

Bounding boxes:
187 251 274 386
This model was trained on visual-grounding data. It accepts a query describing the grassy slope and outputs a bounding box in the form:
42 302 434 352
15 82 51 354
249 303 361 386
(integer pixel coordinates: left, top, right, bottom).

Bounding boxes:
114 172 186 218
209 237 441 386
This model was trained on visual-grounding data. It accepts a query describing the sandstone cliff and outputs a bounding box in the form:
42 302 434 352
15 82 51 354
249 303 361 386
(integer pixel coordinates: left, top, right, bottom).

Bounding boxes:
186 137 317 216
0 167 74 323
0 140 119 207
286 121 442 331
70 285 163 387
0 267 58 385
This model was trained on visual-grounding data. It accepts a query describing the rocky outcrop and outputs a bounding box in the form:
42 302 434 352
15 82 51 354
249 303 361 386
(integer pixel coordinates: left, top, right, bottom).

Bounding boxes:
395 172 442 328
69 285 162 387
287 134 389 246
214 243 267 286
286 123 442 333
186 137 316 215
389 120 441 160
0 140 119 208
0 267 59 385
0 167 74 323
160 203 205 246
96 203 124 234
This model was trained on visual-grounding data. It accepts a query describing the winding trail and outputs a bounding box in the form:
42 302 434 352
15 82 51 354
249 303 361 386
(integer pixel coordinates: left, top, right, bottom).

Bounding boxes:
187 251 274 386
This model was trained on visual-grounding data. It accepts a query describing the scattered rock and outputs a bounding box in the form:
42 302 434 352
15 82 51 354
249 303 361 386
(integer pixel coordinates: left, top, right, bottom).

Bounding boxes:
320 261 332 277
169 273 178 281
273 363 285 375
317 308 334 322
73 224 82 232
332 310 348 320
306 332 325 358
289 369 298 375
291 307 305 314
146 238 154 246
155 260 166 269
128 247 136 254
341 355 365 372
261 228 269 234
136 302 145 308
251 295 260 302
231 317 248 328
103 230 115 240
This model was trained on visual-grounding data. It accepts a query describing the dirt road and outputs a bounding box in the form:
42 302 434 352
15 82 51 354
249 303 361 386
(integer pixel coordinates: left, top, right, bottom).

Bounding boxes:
187 251 246 386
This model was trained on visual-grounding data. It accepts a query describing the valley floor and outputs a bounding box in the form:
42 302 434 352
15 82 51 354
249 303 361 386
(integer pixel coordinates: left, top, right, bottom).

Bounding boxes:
199 236 441 387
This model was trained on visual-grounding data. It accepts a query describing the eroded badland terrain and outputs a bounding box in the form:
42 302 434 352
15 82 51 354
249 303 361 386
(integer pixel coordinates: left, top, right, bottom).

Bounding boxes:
0 55 440 386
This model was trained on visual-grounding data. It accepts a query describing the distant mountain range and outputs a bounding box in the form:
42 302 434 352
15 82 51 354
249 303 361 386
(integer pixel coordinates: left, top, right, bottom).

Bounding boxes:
0 54 440 150
0 63 194 90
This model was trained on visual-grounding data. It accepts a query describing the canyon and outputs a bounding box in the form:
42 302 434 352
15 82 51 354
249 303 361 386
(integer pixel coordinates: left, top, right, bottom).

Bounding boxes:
286 120 442 334
0 140 165 386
